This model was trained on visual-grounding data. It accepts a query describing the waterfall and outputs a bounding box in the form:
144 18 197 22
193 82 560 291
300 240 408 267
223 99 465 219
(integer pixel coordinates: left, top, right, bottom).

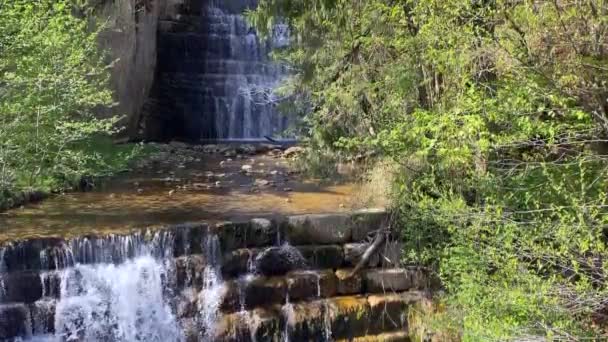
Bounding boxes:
30 256 183 342
148 0 294 141
205 3 291 140
197 234 225 340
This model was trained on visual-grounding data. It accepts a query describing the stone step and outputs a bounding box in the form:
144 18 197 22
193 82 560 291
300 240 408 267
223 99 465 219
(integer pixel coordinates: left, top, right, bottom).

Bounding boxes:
336 331 411 342
201 292 424 342
0 210 386 273
174 268 430 314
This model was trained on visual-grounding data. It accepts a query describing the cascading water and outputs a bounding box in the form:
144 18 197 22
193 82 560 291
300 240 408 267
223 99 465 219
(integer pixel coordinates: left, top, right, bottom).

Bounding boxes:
16 233 183 342
147 0 293 141
197 234 225 340
51 256 183 342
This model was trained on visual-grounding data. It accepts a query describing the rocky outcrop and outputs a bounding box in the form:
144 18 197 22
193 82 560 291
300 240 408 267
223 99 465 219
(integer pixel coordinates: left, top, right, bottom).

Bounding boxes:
0 210 437 341
95 0 161 138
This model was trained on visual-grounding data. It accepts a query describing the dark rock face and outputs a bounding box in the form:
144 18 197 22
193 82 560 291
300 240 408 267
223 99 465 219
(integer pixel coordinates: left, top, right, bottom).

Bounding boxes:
254 245 307 276
142 0 292 141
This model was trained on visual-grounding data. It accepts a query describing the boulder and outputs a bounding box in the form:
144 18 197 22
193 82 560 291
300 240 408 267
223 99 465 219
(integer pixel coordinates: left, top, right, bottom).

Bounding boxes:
254 245 307 276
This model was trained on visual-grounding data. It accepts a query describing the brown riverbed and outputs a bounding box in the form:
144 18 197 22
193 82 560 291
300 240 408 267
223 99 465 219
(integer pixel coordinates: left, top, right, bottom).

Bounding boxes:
0 144 363 242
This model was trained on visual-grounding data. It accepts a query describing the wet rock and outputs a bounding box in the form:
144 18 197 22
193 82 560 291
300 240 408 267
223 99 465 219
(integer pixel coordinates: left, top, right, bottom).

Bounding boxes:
30 299 56 335
364 268 428 293
285 270 337 300
328 296 371 340
180 318 200 342
222 248 256 278
286 214 353 245
297 245 344 269
0 303 29 339
286 271 322 301
176 288 199 318
39 271 61 299
344 243 379 268
215 221 252 251
367 293 422 334
172 223 208 256
287 301 328 341
249 218 277 247
244 277 287 309
175 255 206 288
318 270 338 298
335 269 363 295
254 245 307 276
1 271 43 303
249 307 284 341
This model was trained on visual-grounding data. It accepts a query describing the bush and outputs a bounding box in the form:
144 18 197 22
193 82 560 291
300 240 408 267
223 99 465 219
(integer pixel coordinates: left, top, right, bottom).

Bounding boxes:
0 0 129 203
250 0 608 339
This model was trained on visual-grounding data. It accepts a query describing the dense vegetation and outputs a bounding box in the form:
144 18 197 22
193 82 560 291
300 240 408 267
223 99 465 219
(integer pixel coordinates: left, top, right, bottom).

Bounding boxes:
249 1 608 340
0 0 139 208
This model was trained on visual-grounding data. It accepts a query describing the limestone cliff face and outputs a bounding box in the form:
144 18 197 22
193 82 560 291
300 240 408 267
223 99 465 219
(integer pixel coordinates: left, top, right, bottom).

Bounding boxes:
95 0 161 139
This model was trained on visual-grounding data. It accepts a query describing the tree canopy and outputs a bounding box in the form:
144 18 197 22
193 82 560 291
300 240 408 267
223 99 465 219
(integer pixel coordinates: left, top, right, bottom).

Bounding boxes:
0 0 133 206
249 0 608 339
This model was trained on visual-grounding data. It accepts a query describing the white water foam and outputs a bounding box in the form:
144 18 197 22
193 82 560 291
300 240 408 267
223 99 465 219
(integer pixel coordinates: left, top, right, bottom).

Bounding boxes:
28 255 183 342
197 234 226 340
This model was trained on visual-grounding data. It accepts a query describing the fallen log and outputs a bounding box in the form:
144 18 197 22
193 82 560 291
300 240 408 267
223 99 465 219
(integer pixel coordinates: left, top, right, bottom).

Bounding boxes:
348 228 389 278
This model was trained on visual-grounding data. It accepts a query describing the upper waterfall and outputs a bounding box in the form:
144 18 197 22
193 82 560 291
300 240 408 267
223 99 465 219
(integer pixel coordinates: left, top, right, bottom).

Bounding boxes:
142 0 293 142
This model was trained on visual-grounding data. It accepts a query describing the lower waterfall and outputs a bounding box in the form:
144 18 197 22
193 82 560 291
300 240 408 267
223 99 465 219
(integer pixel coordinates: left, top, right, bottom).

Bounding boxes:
27 256 183 342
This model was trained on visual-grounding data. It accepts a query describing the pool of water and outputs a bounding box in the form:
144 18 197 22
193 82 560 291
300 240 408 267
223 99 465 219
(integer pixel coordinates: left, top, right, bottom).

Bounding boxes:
0 151 357 243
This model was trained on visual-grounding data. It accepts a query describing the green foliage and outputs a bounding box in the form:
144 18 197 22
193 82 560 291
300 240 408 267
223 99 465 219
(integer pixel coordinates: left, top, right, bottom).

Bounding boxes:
250 0 608 339
0 0 132 203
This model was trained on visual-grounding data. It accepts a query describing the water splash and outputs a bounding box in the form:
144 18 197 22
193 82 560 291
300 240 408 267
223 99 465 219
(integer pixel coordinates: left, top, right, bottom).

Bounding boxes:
0 247 7 299
323 301 332 341
50 256 183 342
197 234 225 340
282 282 295 342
